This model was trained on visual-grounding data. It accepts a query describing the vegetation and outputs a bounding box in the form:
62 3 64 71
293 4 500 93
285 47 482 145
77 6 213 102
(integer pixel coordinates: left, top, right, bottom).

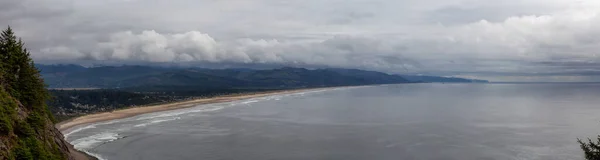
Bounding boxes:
579 137 600 160
0 26 69 159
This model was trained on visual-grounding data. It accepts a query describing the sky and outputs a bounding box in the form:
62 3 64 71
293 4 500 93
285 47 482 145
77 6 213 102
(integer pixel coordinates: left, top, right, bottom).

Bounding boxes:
2 0 600 82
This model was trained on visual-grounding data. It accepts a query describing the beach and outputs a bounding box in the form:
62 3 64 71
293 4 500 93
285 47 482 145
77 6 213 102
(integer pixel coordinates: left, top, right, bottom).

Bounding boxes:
56 88 323 132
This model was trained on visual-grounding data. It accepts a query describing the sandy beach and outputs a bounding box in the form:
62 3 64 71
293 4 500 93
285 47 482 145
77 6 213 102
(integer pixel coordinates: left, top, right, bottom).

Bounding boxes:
56 87 343 160
56 88 325 132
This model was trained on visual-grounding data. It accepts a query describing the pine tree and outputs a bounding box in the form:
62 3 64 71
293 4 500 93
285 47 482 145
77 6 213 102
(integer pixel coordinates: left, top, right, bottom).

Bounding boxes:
579 137 600 160
0 27 11 88
0 26 21 98
0 26 66 160
0 26 49 109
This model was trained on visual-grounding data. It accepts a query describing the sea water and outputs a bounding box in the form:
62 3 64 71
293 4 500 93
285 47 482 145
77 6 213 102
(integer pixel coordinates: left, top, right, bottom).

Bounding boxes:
64 84 600 160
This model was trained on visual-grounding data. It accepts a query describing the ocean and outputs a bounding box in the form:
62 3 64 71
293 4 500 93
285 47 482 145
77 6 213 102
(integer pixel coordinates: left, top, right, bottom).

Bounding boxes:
64 83 600 160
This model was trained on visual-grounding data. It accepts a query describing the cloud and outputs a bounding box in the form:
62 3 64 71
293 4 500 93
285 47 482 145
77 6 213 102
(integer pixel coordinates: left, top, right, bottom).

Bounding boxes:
55 31 403 68
91 30 219 62
36 46 84 60
3 0 600 81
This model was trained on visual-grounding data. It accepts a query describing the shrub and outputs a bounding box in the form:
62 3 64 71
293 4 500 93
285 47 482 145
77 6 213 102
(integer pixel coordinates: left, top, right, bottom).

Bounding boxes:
24 138 48 160
0 117 12 135
14 120 34 137
13 145 32 160
26 113 45 132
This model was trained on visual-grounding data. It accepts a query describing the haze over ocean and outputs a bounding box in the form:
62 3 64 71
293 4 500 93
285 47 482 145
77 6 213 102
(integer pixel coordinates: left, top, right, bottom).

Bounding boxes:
65 84 600 160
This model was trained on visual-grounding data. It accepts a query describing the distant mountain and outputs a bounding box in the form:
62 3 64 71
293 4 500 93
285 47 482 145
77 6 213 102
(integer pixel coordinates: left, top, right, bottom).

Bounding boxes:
35 64 86 73
400 75 488 83
37 64 411 89
38 65 170 88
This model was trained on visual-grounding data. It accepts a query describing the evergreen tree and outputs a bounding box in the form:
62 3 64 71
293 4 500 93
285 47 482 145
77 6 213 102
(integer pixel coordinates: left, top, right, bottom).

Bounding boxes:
0 27 14 89
0 26 66 159
579 137 600 160
0 26 21 98
0 26 49 108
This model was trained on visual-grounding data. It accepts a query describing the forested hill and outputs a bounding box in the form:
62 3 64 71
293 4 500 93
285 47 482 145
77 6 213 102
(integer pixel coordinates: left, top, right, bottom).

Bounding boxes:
37 65 412 89
0 27 75 159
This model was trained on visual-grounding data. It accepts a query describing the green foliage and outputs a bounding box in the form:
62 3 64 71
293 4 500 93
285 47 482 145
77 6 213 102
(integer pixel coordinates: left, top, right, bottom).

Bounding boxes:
0 26 66 160
0 26 50 109
44 106 57 123
9 137 64 160
0 117 11 134
579 137 600 160
26 112 46 133
12 145 32 160
0 90 16 135
0 89 17 115
24 137 48 160
14 120 34 137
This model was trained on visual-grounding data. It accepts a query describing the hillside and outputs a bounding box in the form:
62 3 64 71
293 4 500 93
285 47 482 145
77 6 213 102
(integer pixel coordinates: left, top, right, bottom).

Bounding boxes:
0 27 75 159
0 90 73 160
39 66 413 119
37 65 412 89
38 66 413 120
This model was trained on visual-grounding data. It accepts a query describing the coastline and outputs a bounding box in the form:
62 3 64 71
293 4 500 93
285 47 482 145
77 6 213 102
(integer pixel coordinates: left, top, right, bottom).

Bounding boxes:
56 87 330 133
55 86 353 160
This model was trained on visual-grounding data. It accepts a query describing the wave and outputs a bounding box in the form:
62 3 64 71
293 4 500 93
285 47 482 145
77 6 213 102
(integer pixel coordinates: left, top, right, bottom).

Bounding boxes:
63 119 124 140
71 132 122 149
70 132 123 160
241 100 259 104
65 87 346 160
134 117 181 127
80 150 108 160
63 125 96 140
136 105 225 121
67 87 341 138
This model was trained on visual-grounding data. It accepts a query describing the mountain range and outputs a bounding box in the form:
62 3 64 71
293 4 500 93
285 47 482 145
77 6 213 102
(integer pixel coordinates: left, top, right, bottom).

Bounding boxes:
36 64 487 90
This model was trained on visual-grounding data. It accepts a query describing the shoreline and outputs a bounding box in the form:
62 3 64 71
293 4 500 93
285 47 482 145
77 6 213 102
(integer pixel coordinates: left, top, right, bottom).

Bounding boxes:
56 87 332 133
55 86 355 160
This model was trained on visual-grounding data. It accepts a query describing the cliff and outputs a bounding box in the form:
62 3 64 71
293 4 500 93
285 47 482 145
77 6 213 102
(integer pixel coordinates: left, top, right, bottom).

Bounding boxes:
0 89 74 160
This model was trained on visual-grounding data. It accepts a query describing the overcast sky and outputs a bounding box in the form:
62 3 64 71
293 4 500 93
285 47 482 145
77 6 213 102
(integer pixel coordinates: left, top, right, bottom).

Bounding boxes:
2 0 600 81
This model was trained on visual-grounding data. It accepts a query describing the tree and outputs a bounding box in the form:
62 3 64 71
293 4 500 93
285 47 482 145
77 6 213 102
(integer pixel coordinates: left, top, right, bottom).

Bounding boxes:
579 137 600 160
0 26 22 98
0 26 66 160
0 27 17 90
0 26 49 109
